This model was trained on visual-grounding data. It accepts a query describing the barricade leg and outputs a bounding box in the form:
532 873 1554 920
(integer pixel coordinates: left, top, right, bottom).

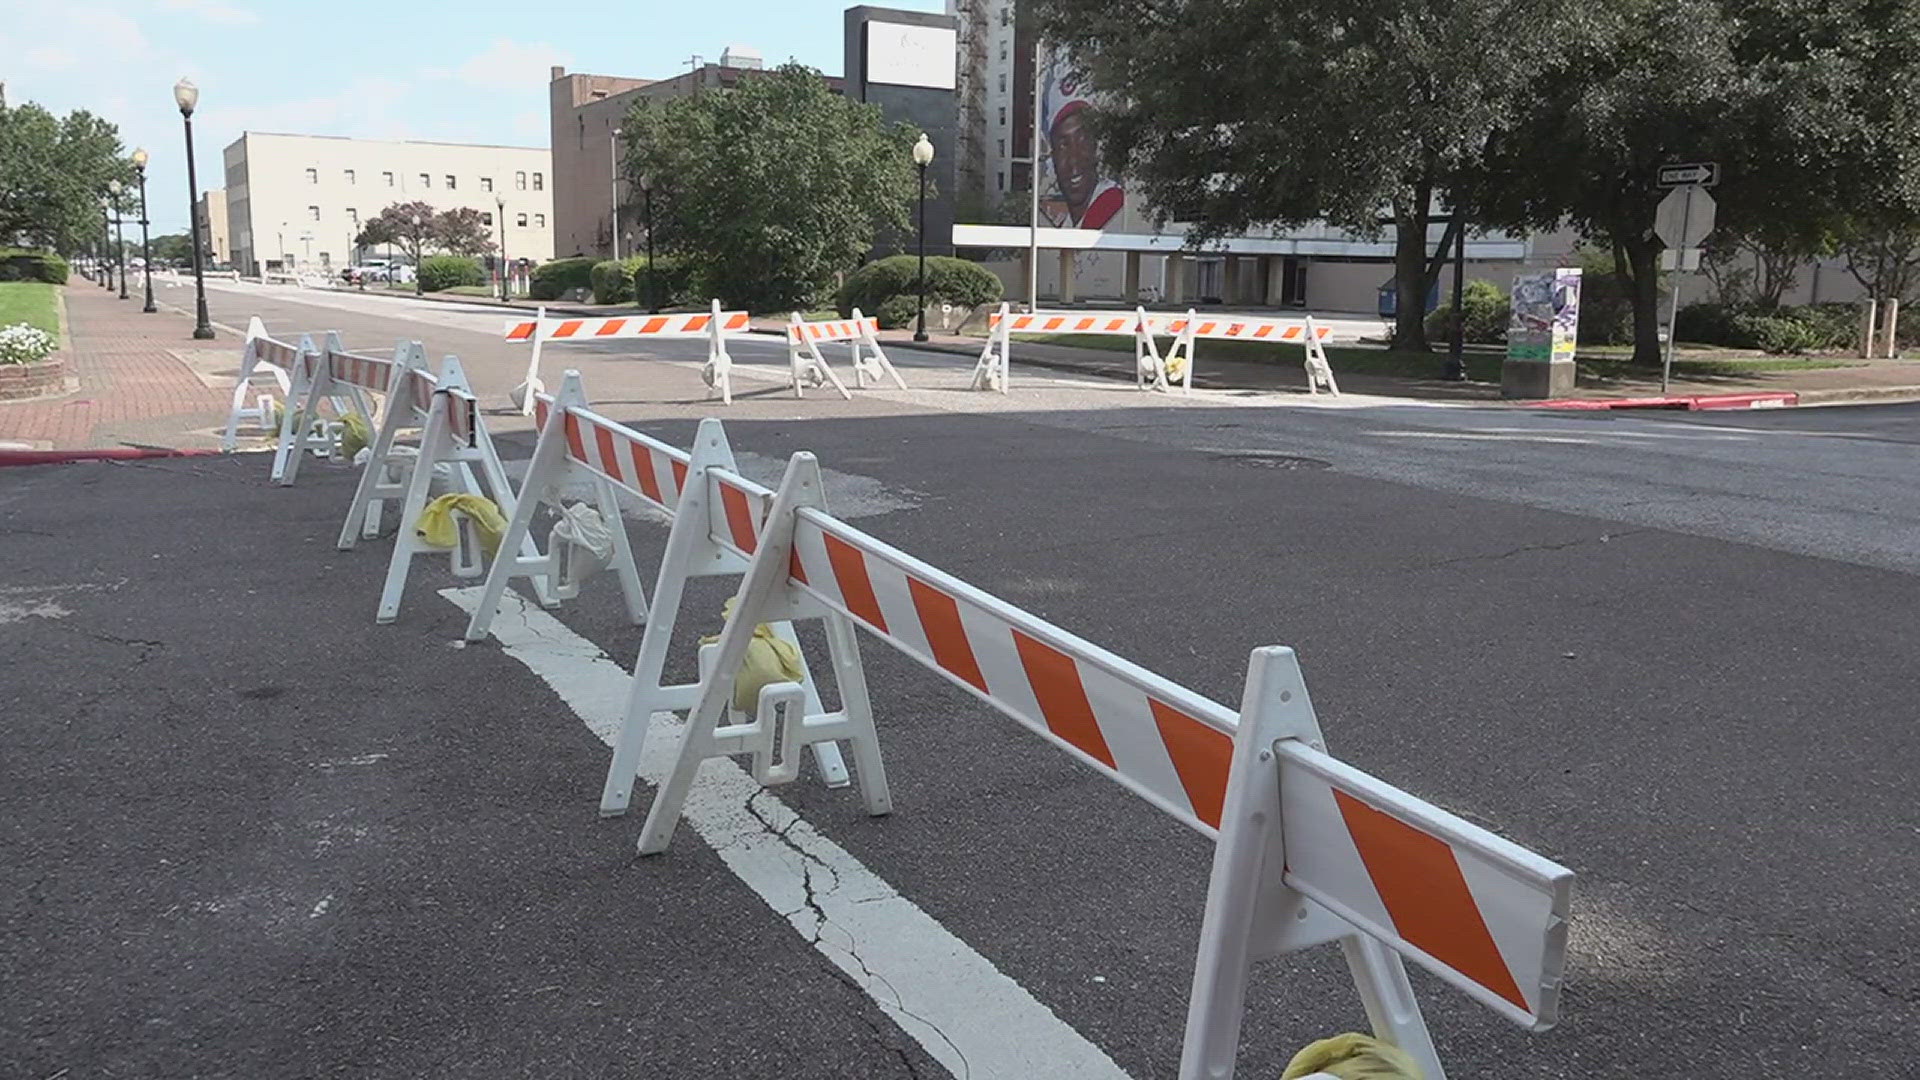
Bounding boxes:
594 474 649 625
463 390 570 640
375 404 449 623
273 362 321 486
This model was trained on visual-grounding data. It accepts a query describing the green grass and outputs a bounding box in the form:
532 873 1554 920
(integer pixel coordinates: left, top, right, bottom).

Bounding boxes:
441 285 499 297
0 281 61 337
1021 331 1861 384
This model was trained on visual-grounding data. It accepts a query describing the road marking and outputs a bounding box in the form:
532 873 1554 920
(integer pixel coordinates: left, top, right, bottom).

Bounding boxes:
442 585 1132 1080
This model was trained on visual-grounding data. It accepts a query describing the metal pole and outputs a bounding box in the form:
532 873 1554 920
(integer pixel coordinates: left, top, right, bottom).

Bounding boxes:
610 130 621 261
101 208 113 289
137 169 156 312
1444 201 1466 380
644 186 657 313
1661 189 1694 394
182 116 214 338
914 163 929 342
497 206 509 302
114 205 129 299
1027 38 1043 311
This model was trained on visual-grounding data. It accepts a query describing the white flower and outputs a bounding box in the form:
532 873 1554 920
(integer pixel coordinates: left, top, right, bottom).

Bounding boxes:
0 323 56 365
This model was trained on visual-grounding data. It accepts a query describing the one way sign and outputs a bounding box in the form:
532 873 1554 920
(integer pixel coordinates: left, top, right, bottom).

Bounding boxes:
1658 162 1719 188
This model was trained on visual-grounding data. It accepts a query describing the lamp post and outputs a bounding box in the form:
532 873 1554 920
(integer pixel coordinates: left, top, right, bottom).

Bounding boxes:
412 213 424 295
100 202 113 290
132 148 156 312
609 127 622 261
175 78 215 339
640 173 657 313
1443 197 1469 381
109 181 130 299
911 132 934 343
496 195 509 302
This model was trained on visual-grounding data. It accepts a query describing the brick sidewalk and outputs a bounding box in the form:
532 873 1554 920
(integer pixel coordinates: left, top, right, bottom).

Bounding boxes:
0 280 237 451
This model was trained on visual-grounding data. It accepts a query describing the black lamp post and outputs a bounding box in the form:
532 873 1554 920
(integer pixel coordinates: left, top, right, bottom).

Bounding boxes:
99 203 113 290
109 181 130 299
640 174 657 313
496 195 509 302
175 78 215 340
133 148 156 312
412 213 424 296
1442 196 1469 381
911 132 933 343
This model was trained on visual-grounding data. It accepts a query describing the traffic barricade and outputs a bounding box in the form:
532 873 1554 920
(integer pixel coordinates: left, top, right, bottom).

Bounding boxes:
268 330 376 485
785 309 906 399
220 316 296 450
635 449 1572 1079
503 300 752 412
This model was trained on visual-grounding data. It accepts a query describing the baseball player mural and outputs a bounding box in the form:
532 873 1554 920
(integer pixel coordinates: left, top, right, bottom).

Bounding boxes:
1041 50 1125 230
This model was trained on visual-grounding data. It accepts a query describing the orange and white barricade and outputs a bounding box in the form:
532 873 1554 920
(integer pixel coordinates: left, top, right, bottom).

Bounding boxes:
468 369 863 796
269 330 377 485
637 450 1573 1078
503 300 752 412
1160 310 1341 395
786 309 906 399
973 304 1342 396
327 350 538 623
221 316 298 450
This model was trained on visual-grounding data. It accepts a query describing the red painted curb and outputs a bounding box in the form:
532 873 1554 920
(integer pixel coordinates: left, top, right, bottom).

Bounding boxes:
0 447 223 467
1531 391 1797 412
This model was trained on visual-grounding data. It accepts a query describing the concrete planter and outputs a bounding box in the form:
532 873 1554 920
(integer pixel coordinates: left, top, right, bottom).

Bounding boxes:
0 356 67 400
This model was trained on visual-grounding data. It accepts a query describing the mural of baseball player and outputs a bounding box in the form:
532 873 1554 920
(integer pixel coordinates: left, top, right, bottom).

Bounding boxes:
1041 51 1125 231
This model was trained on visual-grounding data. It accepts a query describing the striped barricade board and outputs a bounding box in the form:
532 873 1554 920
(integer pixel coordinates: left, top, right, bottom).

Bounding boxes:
503 300 752 412
785 309 905 398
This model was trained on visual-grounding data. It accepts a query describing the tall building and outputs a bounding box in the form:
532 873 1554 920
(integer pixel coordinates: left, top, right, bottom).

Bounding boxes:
948 0 1027 206
220 132 553 276
196 188 229 266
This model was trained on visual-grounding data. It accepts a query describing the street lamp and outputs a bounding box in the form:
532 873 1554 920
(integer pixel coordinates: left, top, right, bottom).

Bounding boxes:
496 195 509 302
175 77 214 339
132 148 156 313
1443 197 1469 381
911 132 934 343
640 173 657 313
412 213 424 295
109 181 129 299
609 127 622 261
99 200 113 290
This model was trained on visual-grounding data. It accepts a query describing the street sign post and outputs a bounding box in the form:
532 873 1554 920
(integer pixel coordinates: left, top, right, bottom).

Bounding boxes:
1658 162 1719 188
1654 184 1718 392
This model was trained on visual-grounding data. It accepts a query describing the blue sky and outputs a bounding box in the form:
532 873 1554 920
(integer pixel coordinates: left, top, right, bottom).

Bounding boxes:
0 0 944 235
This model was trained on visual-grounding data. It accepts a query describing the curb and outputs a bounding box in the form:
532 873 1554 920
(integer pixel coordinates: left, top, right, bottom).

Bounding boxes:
1794 384 1920 406
0 447 223 468
1530 392 1797 412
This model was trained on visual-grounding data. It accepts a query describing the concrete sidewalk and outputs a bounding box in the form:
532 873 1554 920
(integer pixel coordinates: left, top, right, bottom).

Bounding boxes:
0 282 237 451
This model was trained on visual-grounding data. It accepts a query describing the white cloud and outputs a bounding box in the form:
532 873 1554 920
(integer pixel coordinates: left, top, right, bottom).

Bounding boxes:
158 0 260 26
435 39 573 87
24 46 77 71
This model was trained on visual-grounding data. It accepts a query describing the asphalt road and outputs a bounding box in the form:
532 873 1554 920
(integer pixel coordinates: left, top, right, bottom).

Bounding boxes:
8 282 1918 1078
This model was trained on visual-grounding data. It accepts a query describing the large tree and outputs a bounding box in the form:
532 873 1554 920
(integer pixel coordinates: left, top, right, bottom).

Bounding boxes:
433 207 496 258
1027 0 1569 351
0 88 133 254
621 63 919 312
1476 0 1920 363
356 201 441 267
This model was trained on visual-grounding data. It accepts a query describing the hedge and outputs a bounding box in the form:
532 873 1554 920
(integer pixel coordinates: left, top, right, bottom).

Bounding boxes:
418 255 484 293
529 256 598 301
1676 301 1860 354
1424 279 1509 344
837 255 1002 327
0 249 71 285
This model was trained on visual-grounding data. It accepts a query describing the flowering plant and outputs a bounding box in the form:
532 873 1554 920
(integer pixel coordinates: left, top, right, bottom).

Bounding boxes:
0 322 56 365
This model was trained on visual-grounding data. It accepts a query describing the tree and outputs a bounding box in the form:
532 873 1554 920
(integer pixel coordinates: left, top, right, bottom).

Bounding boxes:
356 200 438 267
621 63 919 312
433 207 495 258
1477 0 1920 363
1027 0 1569 352
0 88 133 254
1836 213 1920 305
150 233 194 264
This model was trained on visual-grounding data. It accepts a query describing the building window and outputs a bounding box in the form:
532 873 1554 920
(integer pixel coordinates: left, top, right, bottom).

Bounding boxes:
1000 41 1008 61
383 171 394 186
997 138 1005 157
998 72 1006 92
304 167 317 183
516 212 528 227
344 169 355 185
419 173 431 188
997 171 1005 191
532 172 544 191
481 211 493 226
446 174 456 190
515 171 527 190
998 106 1007 126
534 213 545 227
347 208 358 224
481 177 493 192
308 205 320 221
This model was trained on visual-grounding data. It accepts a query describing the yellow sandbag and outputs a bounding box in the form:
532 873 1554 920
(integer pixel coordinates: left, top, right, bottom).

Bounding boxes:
1166 352 1189 381
336 411 370 458
415 493 508 556
701 601 805 713
1281 1033 1422 1080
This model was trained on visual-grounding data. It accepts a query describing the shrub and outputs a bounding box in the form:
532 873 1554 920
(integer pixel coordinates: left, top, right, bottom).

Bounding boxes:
529 256 598 301
874 294 921 330
591 256 703 307
418 255 483 293
1424 279 1509 344
837 255 1002 321
1730 313 1818 354
1678 301 1859 351
1571 247 1638 346
0 323 57 364
0 249 70 284
590 258 644 304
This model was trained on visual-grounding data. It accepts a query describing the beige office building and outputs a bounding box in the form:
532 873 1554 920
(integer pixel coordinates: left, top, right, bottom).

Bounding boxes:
221 132 553 276
196 188 230 266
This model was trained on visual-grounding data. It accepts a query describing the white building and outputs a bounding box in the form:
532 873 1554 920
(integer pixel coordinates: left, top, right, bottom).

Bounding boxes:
221 132 554 276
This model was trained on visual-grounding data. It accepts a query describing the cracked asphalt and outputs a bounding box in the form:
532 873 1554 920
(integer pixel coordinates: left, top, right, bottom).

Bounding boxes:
6 283 1919 1078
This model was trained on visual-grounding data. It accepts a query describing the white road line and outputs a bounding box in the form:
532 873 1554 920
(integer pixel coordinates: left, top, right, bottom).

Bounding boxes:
441 585 1132 1080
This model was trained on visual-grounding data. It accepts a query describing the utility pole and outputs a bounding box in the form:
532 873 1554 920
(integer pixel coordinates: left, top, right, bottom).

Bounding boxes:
1027 38 1044 312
